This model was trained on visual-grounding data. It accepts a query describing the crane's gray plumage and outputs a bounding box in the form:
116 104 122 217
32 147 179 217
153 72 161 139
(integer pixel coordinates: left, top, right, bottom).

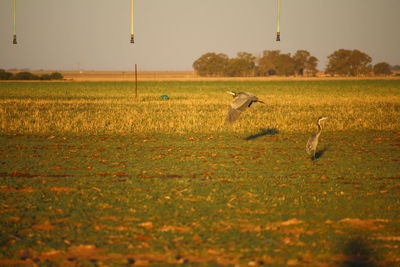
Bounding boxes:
225 91 265 123
306 116 328 160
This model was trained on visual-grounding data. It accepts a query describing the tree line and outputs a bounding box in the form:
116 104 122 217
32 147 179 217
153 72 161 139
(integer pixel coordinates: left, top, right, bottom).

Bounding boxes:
0 70 64 80
193 49 394 77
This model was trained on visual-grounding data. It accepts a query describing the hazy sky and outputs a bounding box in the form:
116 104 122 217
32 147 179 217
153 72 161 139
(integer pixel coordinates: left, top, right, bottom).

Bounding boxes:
1 0 399 71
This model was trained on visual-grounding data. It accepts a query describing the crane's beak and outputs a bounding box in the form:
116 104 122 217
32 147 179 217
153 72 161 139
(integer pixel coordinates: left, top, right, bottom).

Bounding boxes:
258 100 266 104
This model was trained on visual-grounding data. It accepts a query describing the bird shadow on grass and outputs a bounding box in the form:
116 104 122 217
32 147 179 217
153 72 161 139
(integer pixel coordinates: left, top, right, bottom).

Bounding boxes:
244 128 279 140
339 236 379 267
311 145 330 161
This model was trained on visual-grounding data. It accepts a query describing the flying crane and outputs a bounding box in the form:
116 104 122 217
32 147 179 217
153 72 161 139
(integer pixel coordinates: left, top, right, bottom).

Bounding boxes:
225 91 266 124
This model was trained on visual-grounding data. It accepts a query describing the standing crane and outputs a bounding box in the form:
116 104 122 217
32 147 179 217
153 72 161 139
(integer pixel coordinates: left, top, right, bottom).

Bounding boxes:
225 91 265 124
306 116 328 160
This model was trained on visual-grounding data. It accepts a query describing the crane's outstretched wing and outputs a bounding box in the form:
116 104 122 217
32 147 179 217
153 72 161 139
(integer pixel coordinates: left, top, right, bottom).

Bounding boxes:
225 92 259 123
230 94 253 111
225 108 242 123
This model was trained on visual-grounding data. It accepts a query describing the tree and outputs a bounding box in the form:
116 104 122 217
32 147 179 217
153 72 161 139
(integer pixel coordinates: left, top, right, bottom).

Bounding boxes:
292 50 309 76
325 49 350 76
41 74 52 80
1 71 64 80
275 53 295 76
257 50 281 76
226 58 245 77
349 50 372 76
12 71 40 80
305 56 319 76
237 52 256 76
373 62 392 76
325 49 372 76
225 52 256 77
49 72 63 80
292 50 319 76
193 52 229 77
0 70 13 80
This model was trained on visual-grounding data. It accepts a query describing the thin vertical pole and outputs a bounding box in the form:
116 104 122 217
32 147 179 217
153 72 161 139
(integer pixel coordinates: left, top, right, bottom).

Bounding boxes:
130 0 134 43
276 0 281 41
135 64 138 98
13 0 17 44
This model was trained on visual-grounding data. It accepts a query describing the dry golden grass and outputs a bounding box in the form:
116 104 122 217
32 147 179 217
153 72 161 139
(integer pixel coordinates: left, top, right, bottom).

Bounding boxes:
2 100 397 135
1 80 399 135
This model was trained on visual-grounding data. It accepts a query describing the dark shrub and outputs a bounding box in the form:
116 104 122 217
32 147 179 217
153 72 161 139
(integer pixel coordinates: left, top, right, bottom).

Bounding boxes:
373 62 392 76
40 74 52 80
13 71 40 80
0 70 13 80
49 72 63 80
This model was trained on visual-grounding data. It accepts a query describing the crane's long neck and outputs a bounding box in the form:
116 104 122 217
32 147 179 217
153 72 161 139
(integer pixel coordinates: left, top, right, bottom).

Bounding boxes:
316 121 322 137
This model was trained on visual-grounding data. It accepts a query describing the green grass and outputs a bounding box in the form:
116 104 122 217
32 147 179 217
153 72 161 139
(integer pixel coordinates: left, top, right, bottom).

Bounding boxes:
0 80 399 266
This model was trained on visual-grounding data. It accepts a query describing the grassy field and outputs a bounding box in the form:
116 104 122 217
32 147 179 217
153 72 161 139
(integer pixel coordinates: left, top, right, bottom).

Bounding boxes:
0 80 399 266
1 80 399 134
